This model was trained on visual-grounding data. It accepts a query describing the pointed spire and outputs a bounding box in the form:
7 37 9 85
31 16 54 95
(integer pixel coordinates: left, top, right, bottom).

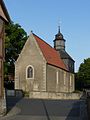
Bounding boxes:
55 20 64 40
58 25 60 33
58 19 61 33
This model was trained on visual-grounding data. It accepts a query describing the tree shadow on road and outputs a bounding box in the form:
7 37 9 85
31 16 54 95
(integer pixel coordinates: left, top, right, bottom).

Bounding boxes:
65 101 80 120
65 100 87 120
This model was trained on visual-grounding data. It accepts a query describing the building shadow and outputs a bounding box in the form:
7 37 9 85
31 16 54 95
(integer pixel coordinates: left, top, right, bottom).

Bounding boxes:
5 89 23 114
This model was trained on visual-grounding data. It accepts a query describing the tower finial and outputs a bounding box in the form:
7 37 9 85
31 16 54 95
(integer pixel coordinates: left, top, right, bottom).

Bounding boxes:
31 30 33 33
58 19 61 33
58 25 60 33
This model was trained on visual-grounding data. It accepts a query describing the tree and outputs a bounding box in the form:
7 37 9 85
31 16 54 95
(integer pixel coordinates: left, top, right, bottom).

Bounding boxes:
76 58 90 90
4 22 28 80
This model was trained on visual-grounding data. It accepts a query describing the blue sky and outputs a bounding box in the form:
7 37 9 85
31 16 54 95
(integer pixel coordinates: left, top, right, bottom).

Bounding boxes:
4 0 90 72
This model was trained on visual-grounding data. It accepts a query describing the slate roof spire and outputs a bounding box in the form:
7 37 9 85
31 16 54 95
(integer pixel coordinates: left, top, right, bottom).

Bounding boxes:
58 25 60 34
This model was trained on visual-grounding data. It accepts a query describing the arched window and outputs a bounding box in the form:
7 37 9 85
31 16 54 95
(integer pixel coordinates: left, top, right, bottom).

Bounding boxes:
26 65 34 79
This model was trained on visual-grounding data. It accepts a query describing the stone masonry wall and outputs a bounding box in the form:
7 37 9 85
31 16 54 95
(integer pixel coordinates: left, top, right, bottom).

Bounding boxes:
46 64 74 93
15 34 46 93
29 91 82 100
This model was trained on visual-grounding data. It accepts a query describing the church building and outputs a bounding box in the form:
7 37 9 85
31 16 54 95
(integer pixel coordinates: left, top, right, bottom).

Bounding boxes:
15 27 75 99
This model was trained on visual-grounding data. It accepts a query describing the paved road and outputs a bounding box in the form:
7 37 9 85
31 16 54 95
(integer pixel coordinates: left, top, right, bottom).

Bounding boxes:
0 97 87 120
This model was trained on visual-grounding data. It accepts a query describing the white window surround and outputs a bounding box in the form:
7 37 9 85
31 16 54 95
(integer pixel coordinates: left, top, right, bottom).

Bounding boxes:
70 75 72 86
26 65 34 79
64 71 66 85
56 71 59 85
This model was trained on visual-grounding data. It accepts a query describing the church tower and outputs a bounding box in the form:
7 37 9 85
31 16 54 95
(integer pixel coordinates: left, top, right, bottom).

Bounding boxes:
54 26 66 51
53 26 75 73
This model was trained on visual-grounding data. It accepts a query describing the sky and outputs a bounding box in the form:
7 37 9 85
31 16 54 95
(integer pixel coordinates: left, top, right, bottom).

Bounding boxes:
4 0 90 72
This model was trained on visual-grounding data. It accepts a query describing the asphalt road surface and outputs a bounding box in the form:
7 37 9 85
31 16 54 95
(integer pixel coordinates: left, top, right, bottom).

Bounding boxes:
0 97 87 120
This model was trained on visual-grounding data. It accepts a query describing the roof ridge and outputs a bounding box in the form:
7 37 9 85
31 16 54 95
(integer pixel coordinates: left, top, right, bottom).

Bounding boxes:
32 33 54 49
32 33 68 71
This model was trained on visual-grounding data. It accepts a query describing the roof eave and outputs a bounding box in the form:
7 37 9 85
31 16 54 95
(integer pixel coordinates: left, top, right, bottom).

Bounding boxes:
47 63 69 72
62 57 75 62
0 0 11 22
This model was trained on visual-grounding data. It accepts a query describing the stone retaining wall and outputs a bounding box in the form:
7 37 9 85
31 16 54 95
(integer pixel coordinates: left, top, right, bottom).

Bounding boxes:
29 91 82 100
5 90 82 99
6 89 24 97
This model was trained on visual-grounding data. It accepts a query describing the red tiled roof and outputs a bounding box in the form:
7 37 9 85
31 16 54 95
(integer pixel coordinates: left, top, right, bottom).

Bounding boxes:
33 33 68 71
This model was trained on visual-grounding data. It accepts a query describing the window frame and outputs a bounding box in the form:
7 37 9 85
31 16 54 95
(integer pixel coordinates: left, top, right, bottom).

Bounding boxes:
26 65 34 79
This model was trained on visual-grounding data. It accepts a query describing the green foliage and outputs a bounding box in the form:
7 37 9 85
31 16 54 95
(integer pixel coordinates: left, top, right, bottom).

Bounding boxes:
76 58 90 90
4 22 28 79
